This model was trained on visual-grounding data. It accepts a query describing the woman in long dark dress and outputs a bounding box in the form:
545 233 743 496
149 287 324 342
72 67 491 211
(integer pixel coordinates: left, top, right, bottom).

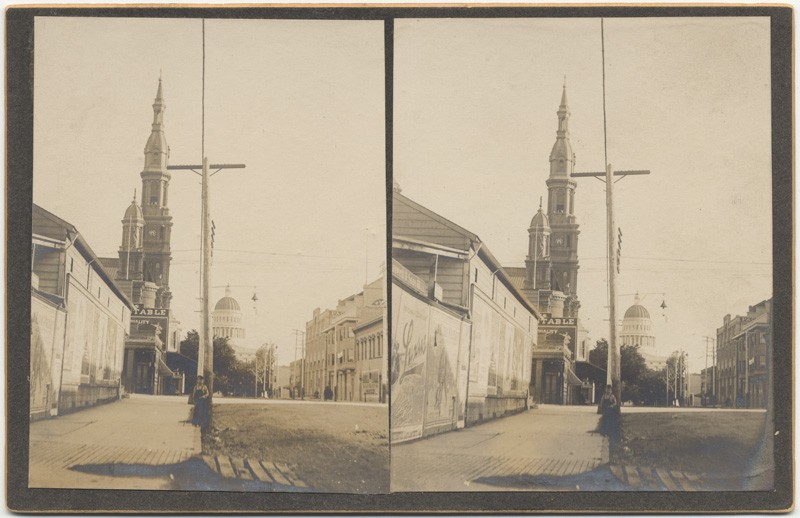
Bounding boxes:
598 385 618 437
192 376 210 428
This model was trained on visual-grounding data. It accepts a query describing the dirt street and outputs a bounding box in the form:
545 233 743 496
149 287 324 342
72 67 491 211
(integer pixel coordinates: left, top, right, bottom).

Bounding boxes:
205 401 389 493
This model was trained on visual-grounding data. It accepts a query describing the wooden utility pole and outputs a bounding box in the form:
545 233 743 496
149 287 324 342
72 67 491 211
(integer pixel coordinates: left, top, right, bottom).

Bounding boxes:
570 18 651 406
605 163 619 395
571 164 650 403
201 157 213 393
167 160 245 399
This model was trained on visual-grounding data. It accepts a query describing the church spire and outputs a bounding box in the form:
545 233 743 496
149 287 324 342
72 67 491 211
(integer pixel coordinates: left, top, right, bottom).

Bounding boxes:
143 77 169 172
549 81 575 177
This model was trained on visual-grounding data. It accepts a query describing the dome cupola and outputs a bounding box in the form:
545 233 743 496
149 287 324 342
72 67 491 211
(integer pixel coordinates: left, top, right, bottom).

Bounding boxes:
214 286 242 311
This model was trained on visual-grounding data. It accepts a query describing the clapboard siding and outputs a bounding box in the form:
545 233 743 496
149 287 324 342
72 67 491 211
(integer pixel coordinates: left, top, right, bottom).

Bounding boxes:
393 251 467 307
32 212 70 241
393 252 432 284
436 257 466 306
33 248 63 296
393 197 471 250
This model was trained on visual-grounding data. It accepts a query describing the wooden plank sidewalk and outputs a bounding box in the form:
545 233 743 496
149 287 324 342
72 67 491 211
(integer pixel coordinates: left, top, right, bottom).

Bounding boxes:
608 463 707 491
202 455 310 489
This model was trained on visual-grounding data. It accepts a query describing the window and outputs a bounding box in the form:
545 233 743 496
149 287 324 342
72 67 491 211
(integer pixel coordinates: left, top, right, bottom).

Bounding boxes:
70 258 74 273
475 269 478 283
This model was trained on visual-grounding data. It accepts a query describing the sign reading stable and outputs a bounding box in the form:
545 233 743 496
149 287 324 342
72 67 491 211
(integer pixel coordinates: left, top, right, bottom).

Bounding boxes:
131 305 170 347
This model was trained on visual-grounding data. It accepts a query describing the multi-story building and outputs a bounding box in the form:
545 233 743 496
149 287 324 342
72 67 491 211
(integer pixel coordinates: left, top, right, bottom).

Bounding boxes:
301 277 386 403
716 299 772 408
325 296 358 402
392 189 540 443
304 307 334 399
31 205 135 418
504 86 595 404
354 277 386 403
99 78 180 395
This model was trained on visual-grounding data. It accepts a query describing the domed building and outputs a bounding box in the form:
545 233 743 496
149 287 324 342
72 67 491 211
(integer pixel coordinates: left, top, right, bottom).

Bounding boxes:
212 286 245 342
620 293 656 349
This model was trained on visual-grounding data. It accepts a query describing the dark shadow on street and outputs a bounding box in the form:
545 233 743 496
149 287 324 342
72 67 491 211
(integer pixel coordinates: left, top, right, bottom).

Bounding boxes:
475 466 631 491
71 458 315 492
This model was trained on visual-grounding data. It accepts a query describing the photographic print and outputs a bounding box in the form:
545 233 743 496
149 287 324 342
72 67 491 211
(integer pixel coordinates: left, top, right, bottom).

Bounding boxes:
6 4 792 514
390 16 776 492
28 15 388 493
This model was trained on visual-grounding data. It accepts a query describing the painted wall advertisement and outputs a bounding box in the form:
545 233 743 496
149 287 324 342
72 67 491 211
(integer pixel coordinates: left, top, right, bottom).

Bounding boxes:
469 290 532 399
30 296 66 416
62 279 126 391
390 283 470 443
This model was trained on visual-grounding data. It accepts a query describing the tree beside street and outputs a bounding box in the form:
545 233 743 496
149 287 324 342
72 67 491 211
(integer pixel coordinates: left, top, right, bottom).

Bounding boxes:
589 339 669 406
180 331 252 396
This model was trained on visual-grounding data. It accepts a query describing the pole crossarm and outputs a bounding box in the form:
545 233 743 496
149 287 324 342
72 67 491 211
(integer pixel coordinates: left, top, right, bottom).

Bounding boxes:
571 169 651 178
167 164 246 177
168 164 246 170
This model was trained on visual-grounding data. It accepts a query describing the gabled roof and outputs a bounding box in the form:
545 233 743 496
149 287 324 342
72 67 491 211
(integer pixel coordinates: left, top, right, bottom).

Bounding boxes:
33 204 134 310
99 257 120 281
502 266 527 294
393 192 541 320
393 191 478 252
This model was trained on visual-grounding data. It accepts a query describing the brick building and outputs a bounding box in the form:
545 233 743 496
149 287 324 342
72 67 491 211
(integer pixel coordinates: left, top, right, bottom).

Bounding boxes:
716 299 772 408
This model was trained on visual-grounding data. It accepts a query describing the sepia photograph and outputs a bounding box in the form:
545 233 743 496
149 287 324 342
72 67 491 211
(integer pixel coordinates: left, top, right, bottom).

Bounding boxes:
28 15 388 493
391 16 776 492
6 4 792 514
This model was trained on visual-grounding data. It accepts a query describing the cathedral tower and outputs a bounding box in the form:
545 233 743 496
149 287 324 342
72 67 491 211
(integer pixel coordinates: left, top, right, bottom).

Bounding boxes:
139 78 173 309
117 192 145 282
545 84 580 317
524 197 551 292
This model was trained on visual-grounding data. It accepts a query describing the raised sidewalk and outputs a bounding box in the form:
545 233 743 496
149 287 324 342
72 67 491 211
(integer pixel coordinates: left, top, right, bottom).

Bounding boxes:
29 394 201 489
391 404 607 491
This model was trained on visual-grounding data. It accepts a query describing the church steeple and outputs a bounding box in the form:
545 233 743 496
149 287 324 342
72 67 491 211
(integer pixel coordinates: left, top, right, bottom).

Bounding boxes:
549 82 575 177
143 76 169 173
544 83 580 317
139 76 173 309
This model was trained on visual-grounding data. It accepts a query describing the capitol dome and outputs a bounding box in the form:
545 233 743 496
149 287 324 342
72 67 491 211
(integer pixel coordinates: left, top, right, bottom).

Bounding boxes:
212 286 245 342
215 294 241 311
624 303 650 319
620 293 655 349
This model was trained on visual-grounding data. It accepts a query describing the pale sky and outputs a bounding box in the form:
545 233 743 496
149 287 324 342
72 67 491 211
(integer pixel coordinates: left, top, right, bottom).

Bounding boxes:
33 17 386 366
394 17 773 372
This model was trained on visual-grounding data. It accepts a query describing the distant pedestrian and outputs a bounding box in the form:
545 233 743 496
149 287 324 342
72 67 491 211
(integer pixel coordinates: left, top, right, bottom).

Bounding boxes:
324 385 333 401
192 375 210 429
597 385 618 438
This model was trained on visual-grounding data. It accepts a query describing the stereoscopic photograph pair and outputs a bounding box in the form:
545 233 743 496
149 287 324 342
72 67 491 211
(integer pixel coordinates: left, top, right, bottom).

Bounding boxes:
6 5 793 514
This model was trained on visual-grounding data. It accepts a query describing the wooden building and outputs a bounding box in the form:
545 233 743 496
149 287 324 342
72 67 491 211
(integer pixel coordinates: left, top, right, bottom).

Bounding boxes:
31 204 134 418
392 190 540 443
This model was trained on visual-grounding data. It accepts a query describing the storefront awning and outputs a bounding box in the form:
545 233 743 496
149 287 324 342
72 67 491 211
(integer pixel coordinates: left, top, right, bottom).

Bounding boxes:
566 366 583 386
157 357 176 377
